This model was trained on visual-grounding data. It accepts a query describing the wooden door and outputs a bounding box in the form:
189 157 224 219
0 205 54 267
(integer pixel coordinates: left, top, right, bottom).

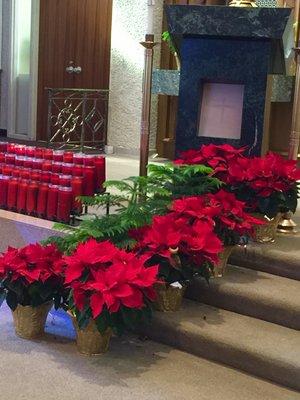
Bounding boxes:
37 0 112 142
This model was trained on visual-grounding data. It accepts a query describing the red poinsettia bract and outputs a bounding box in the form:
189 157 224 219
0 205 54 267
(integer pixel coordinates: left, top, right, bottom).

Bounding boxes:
0 243 63 284
64 239 159 319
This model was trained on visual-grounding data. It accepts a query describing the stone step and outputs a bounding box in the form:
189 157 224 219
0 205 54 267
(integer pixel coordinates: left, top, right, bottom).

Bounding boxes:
186 265 300 330
143 300 300 392
230 235 300 280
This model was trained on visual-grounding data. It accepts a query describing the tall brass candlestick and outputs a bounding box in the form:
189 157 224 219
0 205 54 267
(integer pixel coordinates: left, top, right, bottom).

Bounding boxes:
139 34 157 177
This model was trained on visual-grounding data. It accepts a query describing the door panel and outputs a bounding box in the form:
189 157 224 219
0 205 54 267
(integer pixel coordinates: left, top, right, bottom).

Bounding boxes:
37 0 112 142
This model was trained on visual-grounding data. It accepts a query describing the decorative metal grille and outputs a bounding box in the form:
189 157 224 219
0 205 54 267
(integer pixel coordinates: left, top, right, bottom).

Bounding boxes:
46 88 109 151
256 0 277 7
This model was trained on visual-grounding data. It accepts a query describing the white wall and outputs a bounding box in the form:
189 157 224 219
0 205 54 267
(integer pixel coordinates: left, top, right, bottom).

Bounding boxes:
107 0 163 155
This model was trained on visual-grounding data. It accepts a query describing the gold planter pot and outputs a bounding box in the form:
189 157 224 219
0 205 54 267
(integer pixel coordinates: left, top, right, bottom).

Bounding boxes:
213 246 236 278
12 301 53 339
252 213 282 243
154 283 186 312
71 316 112 356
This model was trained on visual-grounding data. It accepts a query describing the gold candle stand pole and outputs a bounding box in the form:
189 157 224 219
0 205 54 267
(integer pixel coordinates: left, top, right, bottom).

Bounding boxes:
139 34 157 177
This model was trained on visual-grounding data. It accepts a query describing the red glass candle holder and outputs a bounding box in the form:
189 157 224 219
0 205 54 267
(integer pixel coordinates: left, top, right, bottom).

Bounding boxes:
83 166 96 195
44 148 53 160
41 171 51 183
23 157 33 169
59 175 72 187
52 162 62 173
94 156 106 192
34 147 44 159
7 178 19 210
42 161 52 172
57 186 72 223
46 184 59 221
61 163 74 175
0 175 10 208
12 168 20 178
5 154 15 165
20 168 31 180
7 143 15 154
63 151 73 163
0 153 5 163
31 170 41 182
25 146 35 158
71 177 83 214
17 180 28 213
73 165 83 177
37 183 49 218
53 150 64 162
50 173 60 185
26 181 39 215
73 152 84 165
32 158 43 170
3 165 13 176
83 154 95 166
0 142 8 152
15 156 25 166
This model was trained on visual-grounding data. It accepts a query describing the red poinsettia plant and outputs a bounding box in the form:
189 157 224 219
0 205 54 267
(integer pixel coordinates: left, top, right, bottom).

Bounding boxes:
176 145 300 218
171 190 264 246
62 239 159 335
131 211 223 285
0 243 64 311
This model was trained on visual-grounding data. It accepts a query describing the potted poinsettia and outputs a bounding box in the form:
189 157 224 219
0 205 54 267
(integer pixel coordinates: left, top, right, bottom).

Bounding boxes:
0 243 64 339
131 212 222 311
62 239 158 356
171 190 263 276
175 145 300 242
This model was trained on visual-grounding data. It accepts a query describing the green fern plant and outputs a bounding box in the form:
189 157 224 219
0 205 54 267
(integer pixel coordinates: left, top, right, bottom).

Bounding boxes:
44 163 222 254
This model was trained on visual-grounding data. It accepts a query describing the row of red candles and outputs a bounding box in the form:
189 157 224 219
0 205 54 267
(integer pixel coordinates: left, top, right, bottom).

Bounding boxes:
0 175 81 223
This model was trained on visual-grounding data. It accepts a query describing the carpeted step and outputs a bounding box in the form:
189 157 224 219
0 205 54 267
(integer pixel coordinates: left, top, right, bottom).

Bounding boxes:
186 265 300 330
230 236 300 280
143 300 300 391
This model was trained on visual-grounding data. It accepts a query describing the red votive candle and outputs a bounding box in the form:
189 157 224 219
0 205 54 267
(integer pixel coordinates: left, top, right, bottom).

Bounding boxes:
83 166 95 195
63 151 73 163
26 181 39 215
83 154 95 166
71 176 83 214
12 168 20 178
59 175 72 187
7 143 15 154
0 175 9 208
52 162 62 173
42 161 52 172
37 183 49 218
3 165 13 176
0 142 8 152
73 153 84 165
41 171 51 183
94 156 106 192
7 178 19 210
15 156 25 166
5 154 15 165
0 153 5 163
34 147 44 159
31 170 41 182
23 157 33 169
32 158 43 170
25 146 35 158
20 168 31 180
50 173 60 185
61 163 74 175
17 180 28 213
46 184 59 220
44 148 53 160
53 150 64 162
73 164 83 177
57 186 72 223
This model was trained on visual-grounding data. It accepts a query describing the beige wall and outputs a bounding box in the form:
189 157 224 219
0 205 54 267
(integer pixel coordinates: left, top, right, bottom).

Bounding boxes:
107 0 163 156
